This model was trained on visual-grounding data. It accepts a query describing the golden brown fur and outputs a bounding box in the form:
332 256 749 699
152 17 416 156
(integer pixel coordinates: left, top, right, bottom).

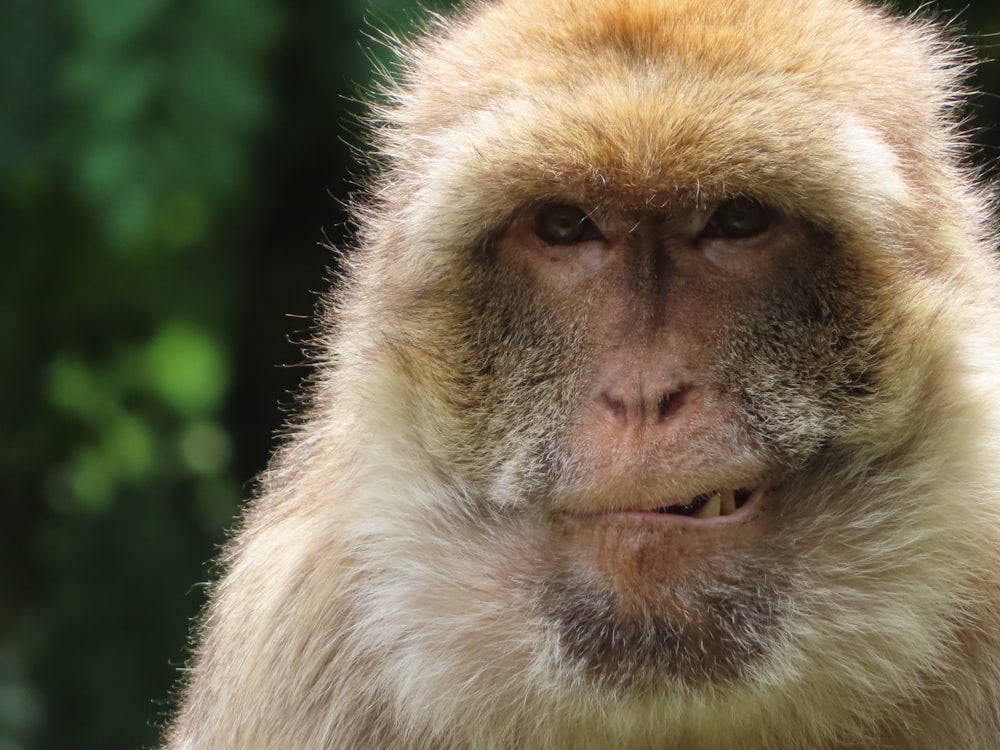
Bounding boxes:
162 0 1000 747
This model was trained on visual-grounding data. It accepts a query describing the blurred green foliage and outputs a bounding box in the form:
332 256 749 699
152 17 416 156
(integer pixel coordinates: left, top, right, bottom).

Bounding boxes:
0 1 997 749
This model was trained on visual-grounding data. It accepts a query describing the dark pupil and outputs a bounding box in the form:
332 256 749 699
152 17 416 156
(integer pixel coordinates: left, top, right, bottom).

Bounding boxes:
536 204 589 244
709 198 771 238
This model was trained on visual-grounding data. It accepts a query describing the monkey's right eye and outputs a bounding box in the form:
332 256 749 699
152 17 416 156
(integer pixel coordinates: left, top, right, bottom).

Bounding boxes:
534 204 603 245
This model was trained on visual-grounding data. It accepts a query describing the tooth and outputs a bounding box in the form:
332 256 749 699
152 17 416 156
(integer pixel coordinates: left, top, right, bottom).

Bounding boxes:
694 491 721 519
719 489 736 515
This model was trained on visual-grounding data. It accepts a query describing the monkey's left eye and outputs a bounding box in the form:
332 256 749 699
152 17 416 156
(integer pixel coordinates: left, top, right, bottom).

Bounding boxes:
701 197 773 240
534 204 603 245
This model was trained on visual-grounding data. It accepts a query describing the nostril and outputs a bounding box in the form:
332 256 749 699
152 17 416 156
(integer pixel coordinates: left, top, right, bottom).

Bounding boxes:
656 393 672 421
656 388 687 423
600 386 688 427
602 393 629 427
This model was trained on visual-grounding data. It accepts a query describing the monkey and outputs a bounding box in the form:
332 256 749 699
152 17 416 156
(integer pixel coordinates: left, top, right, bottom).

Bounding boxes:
160 0 1000 747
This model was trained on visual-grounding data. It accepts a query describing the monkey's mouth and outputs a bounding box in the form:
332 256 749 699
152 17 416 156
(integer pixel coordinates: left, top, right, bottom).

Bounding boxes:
650 488 754 519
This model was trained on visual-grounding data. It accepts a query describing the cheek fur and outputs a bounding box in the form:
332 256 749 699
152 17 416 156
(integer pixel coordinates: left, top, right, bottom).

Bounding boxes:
452 266 596 500
716 252 880 464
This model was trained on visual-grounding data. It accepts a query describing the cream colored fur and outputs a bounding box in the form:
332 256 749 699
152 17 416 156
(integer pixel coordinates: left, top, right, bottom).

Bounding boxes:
162 0 1000 747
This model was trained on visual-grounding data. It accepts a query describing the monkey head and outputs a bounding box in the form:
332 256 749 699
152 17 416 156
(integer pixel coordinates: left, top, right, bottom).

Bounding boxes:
163 1 1000 747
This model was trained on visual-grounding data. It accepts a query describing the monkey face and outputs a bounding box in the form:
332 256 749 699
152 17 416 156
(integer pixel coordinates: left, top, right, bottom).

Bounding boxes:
497 200 838 505
423 195 873 687
365 174 891 692
353 3 920 694
302 0 1000 735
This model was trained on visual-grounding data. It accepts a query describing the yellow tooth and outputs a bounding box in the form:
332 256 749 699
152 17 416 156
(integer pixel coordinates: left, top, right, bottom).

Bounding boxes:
695 491 721 519
720 489 736 515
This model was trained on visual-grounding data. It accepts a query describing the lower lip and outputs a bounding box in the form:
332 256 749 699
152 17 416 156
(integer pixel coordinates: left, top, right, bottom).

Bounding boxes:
552 488 768 597
607 487 764 527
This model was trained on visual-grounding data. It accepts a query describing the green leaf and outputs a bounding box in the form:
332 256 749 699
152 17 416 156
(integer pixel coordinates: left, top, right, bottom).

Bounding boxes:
144 322 228 417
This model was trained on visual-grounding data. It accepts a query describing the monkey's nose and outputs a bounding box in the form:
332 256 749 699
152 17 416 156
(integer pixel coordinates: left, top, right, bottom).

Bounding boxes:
600 385 689 428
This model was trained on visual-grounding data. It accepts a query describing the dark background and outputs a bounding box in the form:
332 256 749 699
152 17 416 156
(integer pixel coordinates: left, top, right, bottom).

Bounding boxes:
1 1 998 748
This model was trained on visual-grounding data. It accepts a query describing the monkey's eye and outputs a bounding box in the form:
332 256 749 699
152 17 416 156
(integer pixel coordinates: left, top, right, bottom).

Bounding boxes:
534 204 603 245
701 197 773 240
